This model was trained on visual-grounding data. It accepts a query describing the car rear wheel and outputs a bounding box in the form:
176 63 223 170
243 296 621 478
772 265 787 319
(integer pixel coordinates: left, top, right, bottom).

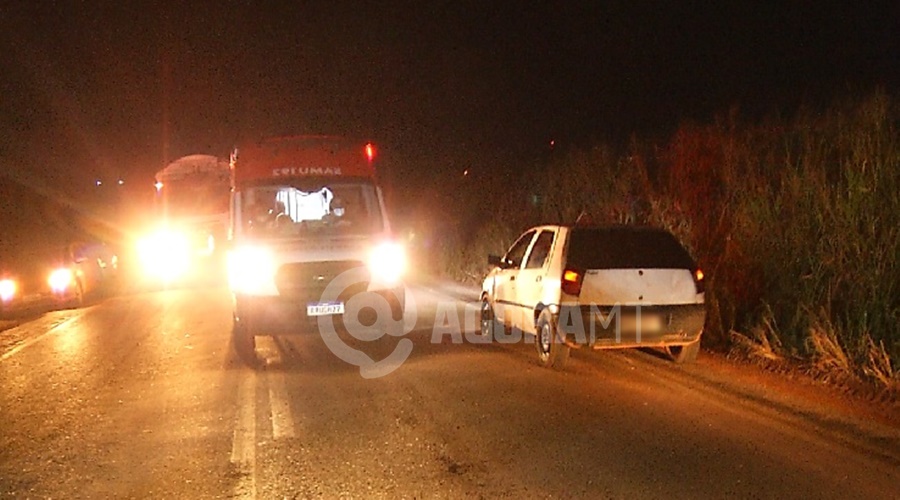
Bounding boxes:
535 309 570 370
665 339 700 364
232 319 259 368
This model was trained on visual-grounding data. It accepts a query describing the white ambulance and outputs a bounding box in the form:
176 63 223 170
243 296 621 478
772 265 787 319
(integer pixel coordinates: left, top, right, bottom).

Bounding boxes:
227 136 406 365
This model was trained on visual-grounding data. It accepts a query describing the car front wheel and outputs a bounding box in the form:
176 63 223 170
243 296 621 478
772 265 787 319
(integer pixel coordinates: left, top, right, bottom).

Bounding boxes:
535 309 570 370
480 296 496 338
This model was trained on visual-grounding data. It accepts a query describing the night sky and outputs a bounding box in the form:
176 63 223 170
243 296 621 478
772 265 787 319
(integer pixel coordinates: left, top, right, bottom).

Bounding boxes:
1 1 898 201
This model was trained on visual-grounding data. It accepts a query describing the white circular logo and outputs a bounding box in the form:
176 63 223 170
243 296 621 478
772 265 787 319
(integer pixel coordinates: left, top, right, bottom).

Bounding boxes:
316 266 416 378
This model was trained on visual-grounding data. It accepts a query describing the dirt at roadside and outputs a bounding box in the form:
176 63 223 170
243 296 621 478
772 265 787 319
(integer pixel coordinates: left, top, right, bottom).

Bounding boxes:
432 275 900 429
703 349 900 430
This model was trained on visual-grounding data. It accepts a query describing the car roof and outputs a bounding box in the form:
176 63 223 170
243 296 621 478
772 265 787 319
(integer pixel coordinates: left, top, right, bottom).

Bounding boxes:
526 223 675 234
567 224 675 234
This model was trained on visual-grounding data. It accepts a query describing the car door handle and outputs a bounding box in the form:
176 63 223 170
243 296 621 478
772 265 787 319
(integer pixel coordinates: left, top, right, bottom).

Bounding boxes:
510 276 516 281
535 276 542 282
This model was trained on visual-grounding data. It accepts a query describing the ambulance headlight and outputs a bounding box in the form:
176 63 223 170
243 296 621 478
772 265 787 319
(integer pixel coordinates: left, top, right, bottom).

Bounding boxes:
227 246 276 294
137 229 191 281
368 241 406 286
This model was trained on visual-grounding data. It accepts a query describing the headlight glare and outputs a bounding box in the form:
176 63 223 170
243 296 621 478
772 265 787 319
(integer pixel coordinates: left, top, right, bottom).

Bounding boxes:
49 268 74 293
368 241 406 286
0 279 16 302
227 246 276 294
137 229 191 281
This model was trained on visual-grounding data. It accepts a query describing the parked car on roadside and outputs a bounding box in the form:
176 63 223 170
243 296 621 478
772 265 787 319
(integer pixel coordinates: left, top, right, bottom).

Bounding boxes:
49 241 119 306
0 241 119 315
481 224 706 369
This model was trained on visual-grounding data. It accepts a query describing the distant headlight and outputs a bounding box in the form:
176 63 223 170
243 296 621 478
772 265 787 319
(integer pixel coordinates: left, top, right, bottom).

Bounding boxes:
368 241 406 286
49 268 75 293
0 278 16 302
227 246 276 294
137 229 191 281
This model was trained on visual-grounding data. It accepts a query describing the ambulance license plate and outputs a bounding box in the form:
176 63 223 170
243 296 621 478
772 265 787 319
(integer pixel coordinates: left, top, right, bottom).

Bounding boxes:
307 302 345 316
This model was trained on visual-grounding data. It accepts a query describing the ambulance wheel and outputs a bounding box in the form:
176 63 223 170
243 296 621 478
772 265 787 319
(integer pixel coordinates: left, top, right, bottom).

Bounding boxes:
232 319 259 368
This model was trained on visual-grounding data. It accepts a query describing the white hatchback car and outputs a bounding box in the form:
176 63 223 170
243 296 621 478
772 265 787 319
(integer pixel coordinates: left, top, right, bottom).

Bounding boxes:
481 224 706 369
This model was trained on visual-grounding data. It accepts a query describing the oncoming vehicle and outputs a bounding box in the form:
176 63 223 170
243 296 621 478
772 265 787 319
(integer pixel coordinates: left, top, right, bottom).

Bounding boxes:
0 241 119 313
481 224 706 369
227 136 406 365
49 241 119 306
137 154 231 285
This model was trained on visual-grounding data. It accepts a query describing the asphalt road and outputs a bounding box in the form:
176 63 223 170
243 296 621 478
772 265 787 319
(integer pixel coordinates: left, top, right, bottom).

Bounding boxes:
0 282 898 499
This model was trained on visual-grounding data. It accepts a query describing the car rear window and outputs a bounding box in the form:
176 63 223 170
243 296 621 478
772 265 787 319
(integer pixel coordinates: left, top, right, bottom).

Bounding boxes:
566 227 696 270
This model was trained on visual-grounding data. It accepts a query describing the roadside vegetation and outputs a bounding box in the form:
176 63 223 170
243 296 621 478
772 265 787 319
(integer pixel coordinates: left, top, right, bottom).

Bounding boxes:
426 90 899 394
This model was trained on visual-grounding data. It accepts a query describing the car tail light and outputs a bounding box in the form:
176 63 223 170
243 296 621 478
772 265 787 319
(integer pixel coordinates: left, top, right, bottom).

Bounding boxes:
693 268 705 294
365 143 375 162
561 268 583 296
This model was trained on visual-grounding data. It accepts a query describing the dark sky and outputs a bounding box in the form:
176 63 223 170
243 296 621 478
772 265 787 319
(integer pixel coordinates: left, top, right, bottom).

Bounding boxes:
1 1 898 199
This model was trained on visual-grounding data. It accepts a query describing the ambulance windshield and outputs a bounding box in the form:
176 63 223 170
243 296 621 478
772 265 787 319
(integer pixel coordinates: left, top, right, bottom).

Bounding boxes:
240 181 383 239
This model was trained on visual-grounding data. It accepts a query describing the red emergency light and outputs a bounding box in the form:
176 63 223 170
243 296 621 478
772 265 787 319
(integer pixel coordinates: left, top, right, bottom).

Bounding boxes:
365 142 376 162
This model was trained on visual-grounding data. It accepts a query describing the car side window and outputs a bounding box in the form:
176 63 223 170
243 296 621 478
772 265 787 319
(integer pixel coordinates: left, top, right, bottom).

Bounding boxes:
524 230 555 269
503 230 536 268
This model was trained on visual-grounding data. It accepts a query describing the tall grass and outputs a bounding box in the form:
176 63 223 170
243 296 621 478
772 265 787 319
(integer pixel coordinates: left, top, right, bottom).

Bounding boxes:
436 91 899 386
719 94 898 375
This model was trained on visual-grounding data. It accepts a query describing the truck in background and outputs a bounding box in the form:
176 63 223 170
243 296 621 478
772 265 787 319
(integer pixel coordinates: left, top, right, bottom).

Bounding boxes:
226 136 406 365
136 154 231 285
